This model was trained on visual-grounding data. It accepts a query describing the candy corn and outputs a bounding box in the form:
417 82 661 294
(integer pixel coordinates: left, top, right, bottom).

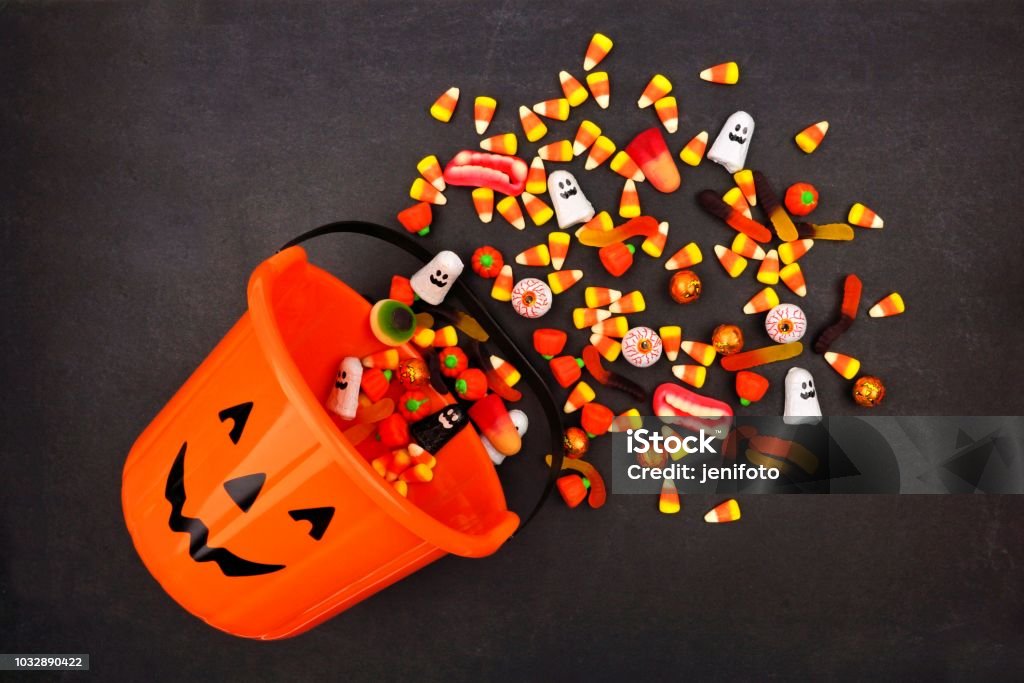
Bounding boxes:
518 106 548 143
849 202 884 229
548 269 583 294
585 135 616 169
824 351 861 380
533 98 570 121
672 364 707 388
795 121 829 154
515 243 550 267
715 245 749 278
496 195 525 230
869 292 905 318
638 74 672 108
521 192 553 226
525 157 547 194
704 499 741 523
757 249 780 285
573 307 611 329
592 316 629 338
609 408 643 432
731 232 765 260
584 33 613 71
433 325 458 347
779 262 807 297
733 169 757 206
664 242 703 270
743 287 780 314
609 291 646 314
609 151 645 182
720 341 803 372
642 221 669 258
699 62 740 85
560 70 589 107
564 381 596 413
585 71 610 109
473 96 496 135
362 349 399 369
538 139 573 162
779 239 814 264
654 96 678 134
723 187 753 220
429 86 459 122
411 326 435 348
480 132 517 156
472 187 494 223
679 131 708 166
417 155 446 191
410 178 446 205
682 340 716 366
659 478 681 514
491 264 513 301
585 286 622 307
619 179 641 218
583 210 614 232
548 231 570 270
656 326 681 362
573 120 601 156
589 333 622 362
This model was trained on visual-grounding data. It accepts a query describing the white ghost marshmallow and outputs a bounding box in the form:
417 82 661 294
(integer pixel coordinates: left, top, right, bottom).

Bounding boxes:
547 170 595 229
783 367 821 425
411 250 463 305
707 111 755 174
326 357 363 420
484 409 528 466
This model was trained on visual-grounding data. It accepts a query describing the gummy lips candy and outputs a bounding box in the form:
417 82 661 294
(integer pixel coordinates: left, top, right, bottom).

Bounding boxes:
443 150 529 197
652 383 734 439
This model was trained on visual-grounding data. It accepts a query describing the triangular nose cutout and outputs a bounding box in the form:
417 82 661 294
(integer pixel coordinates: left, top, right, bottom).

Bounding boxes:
223 473 266 512
288 507 336 541
218 402 253 445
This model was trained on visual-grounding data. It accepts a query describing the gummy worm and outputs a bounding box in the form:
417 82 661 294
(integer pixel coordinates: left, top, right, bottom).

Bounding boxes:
814 274 862 354
582 345 647 401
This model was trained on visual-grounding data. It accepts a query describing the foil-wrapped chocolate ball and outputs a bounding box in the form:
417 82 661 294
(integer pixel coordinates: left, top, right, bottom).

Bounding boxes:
397 357 430 389
669 270 702 304
712 324 744 356
635 446 668 469
853 375 886 407
563 427 590 459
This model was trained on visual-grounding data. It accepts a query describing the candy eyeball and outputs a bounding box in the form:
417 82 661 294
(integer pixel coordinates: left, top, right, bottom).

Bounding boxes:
621 326 663 368
765 303 807 343
510 278 553 319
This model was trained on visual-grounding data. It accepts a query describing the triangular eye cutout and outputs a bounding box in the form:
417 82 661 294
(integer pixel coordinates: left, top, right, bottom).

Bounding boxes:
223 473 265 512
288 507 335 541
218 401 253 445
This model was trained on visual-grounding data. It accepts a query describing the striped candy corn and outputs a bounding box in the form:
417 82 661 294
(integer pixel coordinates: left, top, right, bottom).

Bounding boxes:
704 499 741 523
733 169 757 206
849 202 884 229
515 243 550 267
585 287 622 307
584 33 613 71
757 249 780 285
664 242 703 270
496 195 525 230
410 178 446 205
640 220 669 259
679 131 708 166
538 140 574 162
362 349 399 369
868 292 905 318
715 245 749 278
429 86 459 122
824 351 861 380
795 121 829 154
480 132 517 155
592 315 629 338
610 151 645 182
491 264 514 301
586 71 610 109
433 325 458 347
723 187 753 220
659 478 681 514
779 262 807 297
609 291 645 314
672 364 707 389
659 326 682 361
564 381 596 413
585 135 616 169
779 239 814 264
589 333 622 362
526 156 547 194
412 326 435 347
518 106 548 143
560 70 589 107
548 231 570 270
474 96 497 135
417 155 446 191
573 307 611 329
490 354 521 387
521 191 554 226
472 187 494 223
548 269 583 294
573 120 602 156
638 74 672 108
743 287 780 314
533 98 570 121
654 96 679 134
731 232 765 260
609 408 643 432
699 62 740 85
682 340 717 366
619 179 641 218
582 210 614 232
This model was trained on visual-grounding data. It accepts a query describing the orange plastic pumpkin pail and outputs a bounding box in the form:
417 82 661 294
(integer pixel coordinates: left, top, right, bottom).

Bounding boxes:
122 222 563 639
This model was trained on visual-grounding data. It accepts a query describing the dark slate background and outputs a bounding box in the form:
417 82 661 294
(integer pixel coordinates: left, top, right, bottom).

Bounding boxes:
2 1 1023 680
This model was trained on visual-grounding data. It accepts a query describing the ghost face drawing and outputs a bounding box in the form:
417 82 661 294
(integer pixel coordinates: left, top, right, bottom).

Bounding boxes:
547 170 595 229
707 111 755 174
783 367 822 425
411 250 464 305
326 357 362 421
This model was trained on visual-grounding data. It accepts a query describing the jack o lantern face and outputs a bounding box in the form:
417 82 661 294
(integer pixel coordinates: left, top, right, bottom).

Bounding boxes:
163 401 336 577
